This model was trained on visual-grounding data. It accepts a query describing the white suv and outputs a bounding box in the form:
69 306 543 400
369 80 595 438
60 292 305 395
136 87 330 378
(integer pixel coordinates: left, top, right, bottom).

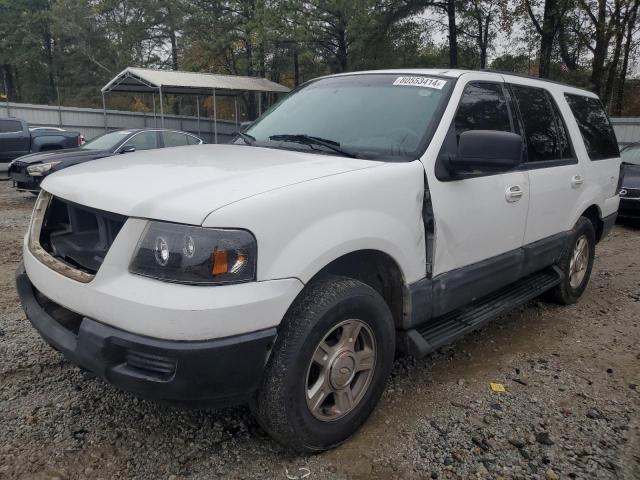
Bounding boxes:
17 70 621 452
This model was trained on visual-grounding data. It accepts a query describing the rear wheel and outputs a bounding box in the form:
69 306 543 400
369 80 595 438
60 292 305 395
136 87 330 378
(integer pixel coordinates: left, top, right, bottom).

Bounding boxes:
547 216 595 305
251 275 395 452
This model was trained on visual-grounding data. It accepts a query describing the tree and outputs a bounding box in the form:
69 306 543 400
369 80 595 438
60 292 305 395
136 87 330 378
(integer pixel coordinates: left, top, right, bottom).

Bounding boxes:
523 0 570 78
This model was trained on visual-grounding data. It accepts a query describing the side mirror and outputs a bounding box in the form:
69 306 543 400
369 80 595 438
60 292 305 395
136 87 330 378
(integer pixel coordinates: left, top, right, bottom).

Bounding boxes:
449 130 523 175
120 146 136 154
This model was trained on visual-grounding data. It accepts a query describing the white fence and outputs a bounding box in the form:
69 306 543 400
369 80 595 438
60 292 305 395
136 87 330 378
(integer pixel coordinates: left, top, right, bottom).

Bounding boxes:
611 118 640 147
2 100 639 147
0 101 239 144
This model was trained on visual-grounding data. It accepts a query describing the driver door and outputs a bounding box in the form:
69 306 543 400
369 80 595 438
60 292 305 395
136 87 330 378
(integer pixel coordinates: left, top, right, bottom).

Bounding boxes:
425 75 530 316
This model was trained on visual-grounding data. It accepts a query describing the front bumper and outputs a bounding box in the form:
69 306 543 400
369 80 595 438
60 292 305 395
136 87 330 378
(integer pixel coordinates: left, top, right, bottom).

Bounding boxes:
16 263 277 405
618 198 640 218
8 164 41 191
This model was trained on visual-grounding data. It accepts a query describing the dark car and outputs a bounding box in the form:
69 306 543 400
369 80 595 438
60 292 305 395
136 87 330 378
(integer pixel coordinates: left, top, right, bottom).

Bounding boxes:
1 118 81 172
8 128 204 192
619 142 640 219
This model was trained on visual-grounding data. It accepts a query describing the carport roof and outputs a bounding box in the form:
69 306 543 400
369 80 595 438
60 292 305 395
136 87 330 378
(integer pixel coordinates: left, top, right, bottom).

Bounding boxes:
102 67 291 96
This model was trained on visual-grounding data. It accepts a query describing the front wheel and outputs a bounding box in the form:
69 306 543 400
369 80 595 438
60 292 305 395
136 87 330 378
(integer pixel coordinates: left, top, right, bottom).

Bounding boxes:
547 216 596 305
251 275 395 452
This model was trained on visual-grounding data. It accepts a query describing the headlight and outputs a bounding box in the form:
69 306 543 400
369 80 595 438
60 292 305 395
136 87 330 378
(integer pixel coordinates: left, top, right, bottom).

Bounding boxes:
129 221 257 285
27 161 61 176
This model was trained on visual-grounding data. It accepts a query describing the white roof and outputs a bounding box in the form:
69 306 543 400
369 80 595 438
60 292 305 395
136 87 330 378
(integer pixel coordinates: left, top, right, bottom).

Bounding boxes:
102 67 291 95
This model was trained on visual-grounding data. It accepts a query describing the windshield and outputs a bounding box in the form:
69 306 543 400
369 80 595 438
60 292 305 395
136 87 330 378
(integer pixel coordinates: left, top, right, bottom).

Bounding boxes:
622 144 640 166
82 131 131 151
246 74 452 161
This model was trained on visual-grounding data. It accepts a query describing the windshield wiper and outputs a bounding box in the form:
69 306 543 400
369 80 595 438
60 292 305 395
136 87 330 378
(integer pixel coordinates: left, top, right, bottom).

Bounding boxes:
236 131 256 145
268 134 358 158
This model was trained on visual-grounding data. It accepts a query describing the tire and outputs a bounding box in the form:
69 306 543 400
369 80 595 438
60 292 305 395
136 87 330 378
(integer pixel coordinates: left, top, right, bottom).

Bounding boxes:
546 216 596 305
251 275 395 452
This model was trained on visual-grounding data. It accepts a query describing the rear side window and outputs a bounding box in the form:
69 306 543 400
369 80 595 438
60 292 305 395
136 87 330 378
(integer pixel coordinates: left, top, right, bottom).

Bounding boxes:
565 94 619 160
0 119 22 133
162 131 190 147
511 85 570 162
454 82 512 139
122 132 159 151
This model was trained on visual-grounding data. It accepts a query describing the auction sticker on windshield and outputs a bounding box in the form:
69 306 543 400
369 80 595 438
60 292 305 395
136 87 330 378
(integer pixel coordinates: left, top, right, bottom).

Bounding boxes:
393 76 447 89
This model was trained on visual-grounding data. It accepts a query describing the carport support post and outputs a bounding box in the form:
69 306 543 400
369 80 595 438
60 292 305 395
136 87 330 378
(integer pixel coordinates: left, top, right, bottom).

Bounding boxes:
102 92 108 133
212 88 218 144
152 94 157 128
158 86 165 127
234 95 238 128
196 96 201 137
258 91 262 117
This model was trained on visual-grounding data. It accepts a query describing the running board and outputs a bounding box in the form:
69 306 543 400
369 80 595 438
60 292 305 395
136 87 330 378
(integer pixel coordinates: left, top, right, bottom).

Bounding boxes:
399 266 563 358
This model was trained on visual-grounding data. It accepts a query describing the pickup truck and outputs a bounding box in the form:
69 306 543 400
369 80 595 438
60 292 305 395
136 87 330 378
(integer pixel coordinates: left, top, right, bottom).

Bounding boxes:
16 69 621 452
0 118 81 173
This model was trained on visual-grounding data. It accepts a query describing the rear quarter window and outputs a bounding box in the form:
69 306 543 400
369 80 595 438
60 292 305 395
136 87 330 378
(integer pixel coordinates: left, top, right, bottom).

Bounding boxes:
565 94 619 160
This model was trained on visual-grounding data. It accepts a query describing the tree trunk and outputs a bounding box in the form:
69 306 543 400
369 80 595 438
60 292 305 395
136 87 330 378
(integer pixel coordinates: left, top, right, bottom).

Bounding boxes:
447 0 458 68
2 64 17 101
590 0 609 96
614 0 639 115
293 48 300 86
539 0 559 78
603 7 625 108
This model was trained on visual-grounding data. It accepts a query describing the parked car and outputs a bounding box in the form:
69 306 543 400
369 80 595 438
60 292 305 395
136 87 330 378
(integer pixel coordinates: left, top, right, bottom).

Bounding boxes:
8 128 204 192
30 126 86 145
0 118 81 174
16 70 620 452
619 141 640 219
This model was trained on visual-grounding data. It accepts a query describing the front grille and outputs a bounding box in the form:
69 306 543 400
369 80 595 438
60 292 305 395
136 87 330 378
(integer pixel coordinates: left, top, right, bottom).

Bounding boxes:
125 351 176 379
39 196 127 275
621 187 640 199
11 161 27 173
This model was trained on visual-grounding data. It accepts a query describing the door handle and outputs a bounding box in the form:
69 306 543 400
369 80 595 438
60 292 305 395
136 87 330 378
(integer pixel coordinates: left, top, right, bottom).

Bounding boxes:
505 185 524 202
571 175 584 188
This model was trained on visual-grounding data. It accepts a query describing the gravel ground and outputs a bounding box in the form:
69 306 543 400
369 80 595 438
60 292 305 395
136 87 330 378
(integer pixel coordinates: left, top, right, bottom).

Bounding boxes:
0 179 639 480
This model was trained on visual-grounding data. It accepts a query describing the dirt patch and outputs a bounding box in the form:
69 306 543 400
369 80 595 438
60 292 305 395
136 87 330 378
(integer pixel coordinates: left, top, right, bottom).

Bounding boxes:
0 181 638 479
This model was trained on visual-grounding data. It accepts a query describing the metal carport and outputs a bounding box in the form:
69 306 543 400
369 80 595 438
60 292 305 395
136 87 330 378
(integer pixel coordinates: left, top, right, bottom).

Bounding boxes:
101 67 290 143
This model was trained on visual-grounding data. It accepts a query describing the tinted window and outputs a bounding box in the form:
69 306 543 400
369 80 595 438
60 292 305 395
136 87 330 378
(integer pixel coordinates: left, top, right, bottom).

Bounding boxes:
0 119 22 133
454 82 512 139
512 85 562 162
122 131 159 151
548 96 572 159
162 131 189 147
565 94 619 160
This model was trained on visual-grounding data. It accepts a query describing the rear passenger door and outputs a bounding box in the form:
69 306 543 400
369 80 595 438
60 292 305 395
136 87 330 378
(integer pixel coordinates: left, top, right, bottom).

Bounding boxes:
508 82 581 244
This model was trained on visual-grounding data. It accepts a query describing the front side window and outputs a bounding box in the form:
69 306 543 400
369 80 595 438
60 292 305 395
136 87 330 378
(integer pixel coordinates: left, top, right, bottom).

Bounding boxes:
246 74 453 161
0 119 22 133
512 85 565 162
82 131 132 151
122 131 159 151
565 94 619 160
454 82 512 139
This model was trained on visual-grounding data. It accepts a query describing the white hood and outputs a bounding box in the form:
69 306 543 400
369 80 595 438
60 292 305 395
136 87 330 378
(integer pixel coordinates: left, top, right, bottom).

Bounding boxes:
41 144 381 225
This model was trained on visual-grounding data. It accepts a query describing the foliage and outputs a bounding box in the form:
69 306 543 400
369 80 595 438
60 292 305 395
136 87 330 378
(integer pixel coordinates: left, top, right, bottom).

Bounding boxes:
0 0 638 115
